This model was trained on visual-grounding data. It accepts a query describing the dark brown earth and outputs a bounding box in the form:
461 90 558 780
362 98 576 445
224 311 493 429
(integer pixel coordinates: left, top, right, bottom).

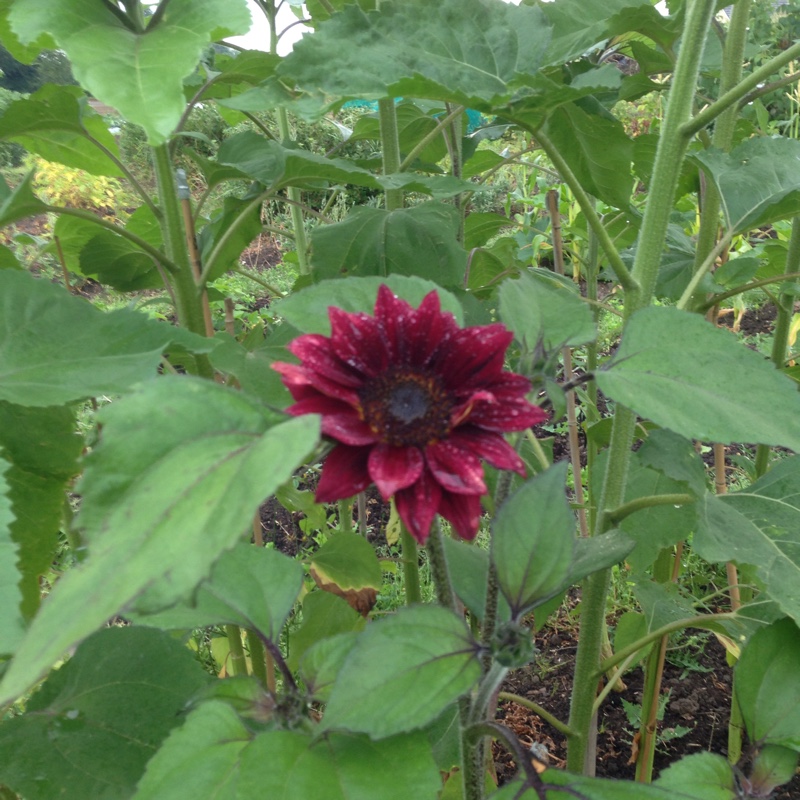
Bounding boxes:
492 605 800 798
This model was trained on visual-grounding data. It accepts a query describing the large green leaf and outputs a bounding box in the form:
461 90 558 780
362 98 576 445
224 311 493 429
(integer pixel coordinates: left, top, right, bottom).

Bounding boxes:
693 138 800 233
0 379 319 706
596 306 800 450
498 270 596 352
0 456 23 655
278 0 551 108
237 730 440 800
492 463 575 618
0 170 48 227
197 193 263 282
299 632 360 702
128 543 303 641
320 604 481 738
287 590 366 673
541 100 633 210
9 0 251 145
309 203 467 286
275 275 464 335
735 618 800 750
538 0 659 66
0 84 123 175
0 626 212 800
694 456 800 626
653 753 739 799
0 402 82 631
0 270 214 406
136 703 439 800
132 700 251 800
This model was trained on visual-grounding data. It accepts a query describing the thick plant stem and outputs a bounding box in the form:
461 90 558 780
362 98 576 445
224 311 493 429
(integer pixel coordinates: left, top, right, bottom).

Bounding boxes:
152 144 214 378
378 98 404 212
566 0 717 775
400 525 422 605
225 624 248 677
426 519 455 611
754 217 800 476
246 630 268 688
689 0 752 310
262 0 310 275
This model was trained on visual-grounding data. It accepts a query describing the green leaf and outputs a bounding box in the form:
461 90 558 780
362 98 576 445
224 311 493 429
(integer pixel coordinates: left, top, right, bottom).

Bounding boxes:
309 531 381 616
275 275 464 335
0 85 122 176
498 270 596 352
0 171 48 227
287 590 366 673
0 402 81 628
320 604 480 738
79 229 165 291
442 537 511 623
299 632 360 702
541 101 633 210
693 138 800 233
0 242 22 270
565 530 635 591
636 429 708 498
278 0 551 108
309 203 467 286
464 212 512 250
539 0 657 66
596 306 800 450
208 332 292 408
0 270 215 406
0 626 212 800
132 700 252 800
9 0 251 146
0 379 319 706
694 456 800 626
653 752 738 799
493 770 711 799
735 618 800 750
237 729 440 800
493 463 575 617
0 455 24 656
310 532 381 592
129 543 303 641
197 192 263 282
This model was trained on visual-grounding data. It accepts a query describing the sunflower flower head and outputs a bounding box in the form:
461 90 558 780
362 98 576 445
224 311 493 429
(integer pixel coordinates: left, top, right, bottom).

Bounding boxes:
273 285 547 544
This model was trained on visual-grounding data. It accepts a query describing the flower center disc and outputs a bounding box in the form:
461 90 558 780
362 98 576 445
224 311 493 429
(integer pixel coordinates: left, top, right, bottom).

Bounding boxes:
360 370 452 447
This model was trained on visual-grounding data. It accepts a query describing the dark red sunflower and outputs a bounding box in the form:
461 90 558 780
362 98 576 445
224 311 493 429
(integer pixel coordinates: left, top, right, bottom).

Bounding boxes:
273 285 547 544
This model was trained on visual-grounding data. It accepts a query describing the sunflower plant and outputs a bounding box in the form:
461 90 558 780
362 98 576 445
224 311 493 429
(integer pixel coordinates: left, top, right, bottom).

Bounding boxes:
1 1 800 799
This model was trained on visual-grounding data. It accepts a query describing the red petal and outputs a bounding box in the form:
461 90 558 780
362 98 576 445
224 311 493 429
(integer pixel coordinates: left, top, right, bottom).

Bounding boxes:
289 334 363 387
273 361 360 407
395 469 442 545
323 413 379 446
374 285 415 360
315 445 372 502
404 290 458 367
438 491 483 540
436 325 513 389
448 428 526 475
368 443 424 498
425 440 487 495
329 306 389 377
469 398 548 432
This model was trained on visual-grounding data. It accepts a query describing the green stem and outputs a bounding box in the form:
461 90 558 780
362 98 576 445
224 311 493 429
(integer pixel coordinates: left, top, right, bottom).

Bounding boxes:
754 217 800 475
225 624 248 676
534 130 637 294
682 40 800 138
696 271 800 311
399 104 465 171
497 692 577 739
598 613 735 676
567 0 718 775
246 629 268 687
605 493 696 525
400 525 422 605
425 518 455 610
151 144 215 377
338 498 354 533
378 97 404 212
